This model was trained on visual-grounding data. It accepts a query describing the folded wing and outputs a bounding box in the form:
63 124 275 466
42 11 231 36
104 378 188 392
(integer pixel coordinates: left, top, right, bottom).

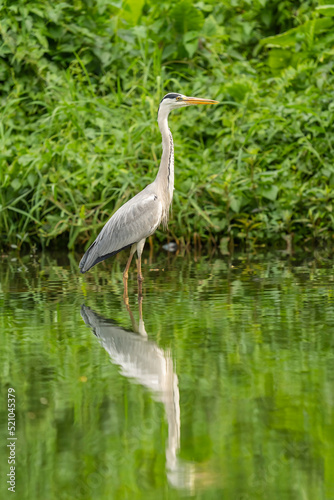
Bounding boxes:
79 191 162 273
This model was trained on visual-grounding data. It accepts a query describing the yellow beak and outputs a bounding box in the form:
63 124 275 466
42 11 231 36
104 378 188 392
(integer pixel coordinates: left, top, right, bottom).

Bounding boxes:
182 96 219 105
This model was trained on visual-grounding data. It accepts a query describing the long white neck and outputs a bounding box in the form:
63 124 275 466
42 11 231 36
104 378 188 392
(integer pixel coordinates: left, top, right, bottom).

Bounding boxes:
155 106 174 227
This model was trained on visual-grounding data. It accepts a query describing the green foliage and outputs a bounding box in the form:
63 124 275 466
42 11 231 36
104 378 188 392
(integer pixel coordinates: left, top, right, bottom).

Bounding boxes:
260 7 334 71
1 0 334 251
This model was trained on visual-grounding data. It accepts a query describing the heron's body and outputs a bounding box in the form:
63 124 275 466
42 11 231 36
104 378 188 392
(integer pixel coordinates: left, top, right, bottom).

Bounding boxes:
79 93 217 280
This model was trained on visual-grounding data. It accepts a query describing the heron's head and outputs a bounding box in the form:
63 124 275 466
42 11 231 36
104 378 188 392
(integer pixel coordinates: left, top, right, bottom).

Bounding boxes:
159 93 218 114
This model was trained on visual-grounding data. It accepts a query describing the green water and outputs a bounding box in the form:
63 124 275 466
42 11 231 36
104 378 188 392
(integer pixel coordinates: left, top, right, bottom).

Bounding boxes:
1 251 334 500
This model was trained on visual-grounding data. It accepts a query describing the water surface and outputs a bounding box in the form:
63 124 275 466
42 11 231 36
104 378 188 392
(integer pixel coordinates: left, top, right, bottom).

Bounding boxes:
0 251 333 499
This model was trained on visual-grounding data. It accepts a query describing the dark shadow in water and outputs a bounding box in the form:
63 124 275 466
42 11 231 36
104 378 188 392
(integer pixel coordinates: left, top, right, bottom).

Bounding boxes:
80 298 196 490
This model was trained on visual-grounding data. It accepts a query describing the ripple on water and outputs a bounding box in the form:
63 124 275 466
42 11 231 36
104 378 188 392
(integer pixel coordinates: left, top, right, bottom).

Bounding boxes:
0 253 333 499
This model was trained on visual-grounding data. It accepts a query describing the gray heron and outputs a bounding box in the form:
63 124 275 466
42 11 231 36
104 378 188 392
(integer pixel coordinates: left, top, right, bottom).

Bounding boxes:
81 300 220 489
79 93 218 282
80 301 189 488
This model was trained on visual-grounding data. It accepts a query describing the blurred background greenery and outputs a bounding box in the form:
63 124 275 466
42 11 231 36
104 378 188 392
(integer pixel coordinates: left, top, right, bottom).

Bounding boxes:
1 0 334 252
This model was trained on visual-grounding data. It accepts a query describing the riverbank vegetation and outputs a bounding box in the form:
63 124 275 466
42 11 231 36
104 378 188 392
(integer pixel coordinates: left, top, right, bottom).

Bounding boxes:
1 0 334 252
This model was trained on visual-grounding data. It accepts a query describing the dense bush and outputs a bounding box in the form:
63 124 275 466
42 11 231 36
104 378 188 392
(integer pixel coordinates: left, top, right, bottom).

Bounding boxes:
1 0 334 251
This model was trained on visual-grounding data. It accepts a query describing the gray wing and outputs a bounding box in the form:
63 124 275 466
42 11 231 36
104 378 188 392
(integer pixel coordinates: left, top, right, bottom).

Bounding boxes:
79 189 162 273
81 305 169 391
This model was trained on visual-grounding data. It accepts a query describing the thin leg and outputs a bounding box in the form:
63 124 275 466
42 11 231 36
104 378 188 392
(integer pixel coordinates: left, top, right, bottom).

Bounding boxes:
136 239 146 296
122 291 147 337
137 254 143 297
138 293 143 321
137 293 147 337
123 244 136 303
123 275 129 304
123 244 136 279
137 254 143 282
124 296 137 331
148 236 154 262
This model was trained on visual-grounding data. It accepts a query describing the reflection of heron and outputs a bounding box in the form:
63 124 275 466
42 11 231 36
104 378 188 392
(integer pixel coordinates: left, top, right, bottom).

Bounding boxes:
80 299 195 489
79 94 218 287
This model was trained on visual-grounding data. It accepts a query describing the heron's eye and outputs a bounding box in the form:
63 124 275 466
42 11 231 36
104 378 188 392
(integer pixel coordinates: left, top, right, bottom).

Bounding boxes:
176 96 181 101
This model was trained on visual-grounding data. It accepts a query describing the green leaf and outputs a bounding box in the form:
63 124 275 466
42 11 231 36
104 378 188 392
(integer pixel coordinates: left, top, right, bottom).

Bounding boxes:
189 198 218 228
230 196 243 213
268 48 293 70
11 179 21 191
170 0 204 34
121 0 145 25
257 185 279 201
202 15 224 38
260 18 334 48
316 5 334 16
183 31 199 58
225 82 251 102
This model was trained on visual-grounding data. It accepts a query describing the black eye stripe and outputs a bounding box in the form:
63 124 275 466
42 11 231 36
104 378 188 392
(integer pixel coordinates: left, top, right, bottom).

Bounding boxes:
160 93 181 103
